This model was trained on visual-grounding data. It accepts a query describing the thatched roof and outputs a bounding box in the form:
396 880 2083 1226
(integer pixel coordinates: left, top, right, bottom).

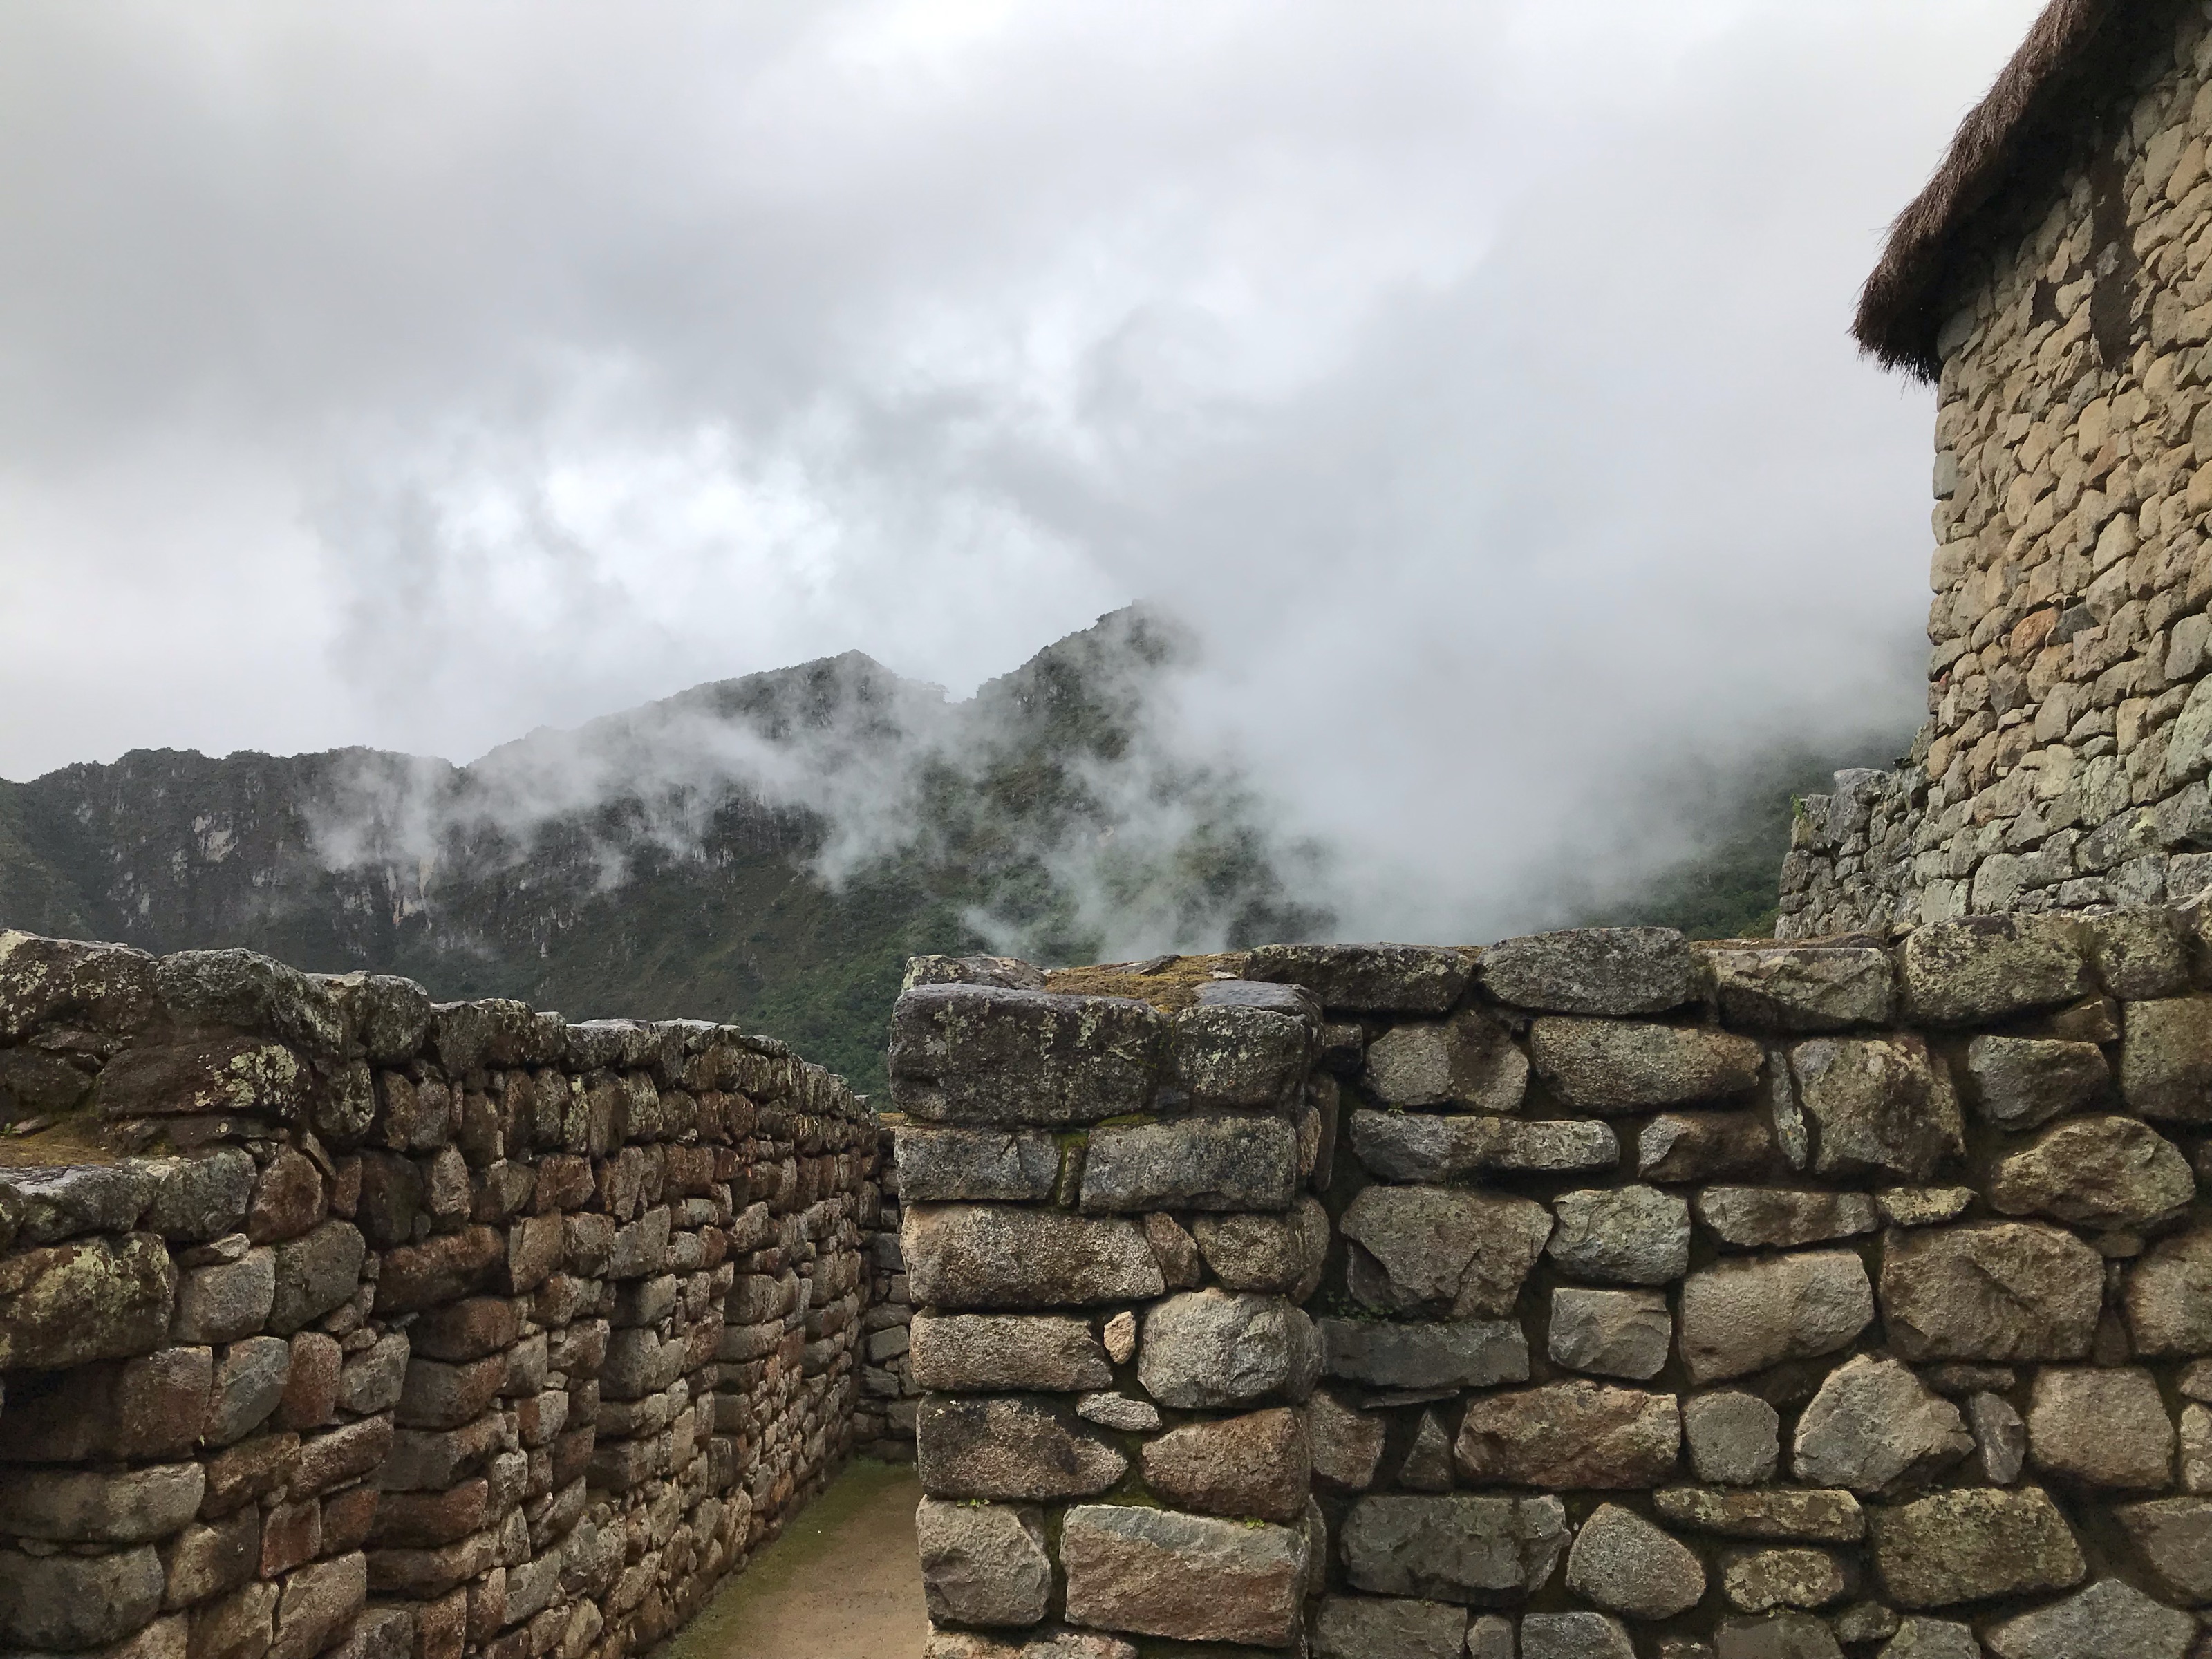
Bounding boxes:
1855 0 2197 379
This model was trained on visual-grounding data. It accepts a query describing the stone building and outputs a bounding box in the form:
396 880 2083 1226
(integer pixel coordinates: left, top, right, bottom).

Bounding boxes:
1782 0 2212 935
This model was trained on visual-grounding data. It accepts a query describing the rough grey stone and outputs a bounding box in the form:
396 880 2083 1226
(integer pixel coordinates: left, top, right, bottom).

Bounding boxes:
1709 946 1895 1032
1695 1187 1876 1250
1242 943 1477 1013
1900 915 2092 1024
142 1150 256 1243
268 1221 366 1335
908 1312 1114 1393
1652 1487 1864 1542
1989 1114 2195 1228
1521 1612 1636 1659
1318 1317 1530 1390
2027 1366 2175 1488
1965 1035 2108 1131
2119 995 2212 1123
0 932 156 1043
888 985 1165 1125
1548 1287 1672 1380
157 947 347 1055
0 1463 206 1543
1138 1289 1318 1408
1454 1381 1680 1488
1396 1409 1455 1491
173 1247 277 1344
1480 928 1698 1015
1351 1110 1617 1183
0 1163 158 1246
1714 1615 1844 1659
1639 1111 1777 1183
1468 1615 1515 1659
0 1230 177 1369
1788 1036 1963 1181
2086 910 2191 997
1075 1392 1159 1431
1969 1390 2027 1484
917 1499 1053 1628
205 1334 293 1445
317 970 431 1063
1985 1578 2195 1659
1310 1595 1468 1659
903 1204 1165 1310
915 1395 1127 1499
1873 1188 1974 1228
337 1331 410 1416
1722 1549 1845 1613
1338 1493 1569 1603
1566 1503 1706 1619
2116 1497 2212 1604
1361 1011 1528 1112
1193 1197 1329 1295
1307 1390 1388 1491
1141 1407 1309 1524
1685 1391 1781 1485
1877 1620 1980 1659
1342 1185 1551 1316
1172 1002 1309 1107
1868 1487 2085 1609
896 1127 1062 1203
1879 1221 2103 1362
1547 1185 1689 1284
902 953 1044 991
1530 1018 1764 1112
1791 1356 1972 1492
1058 1505 1309 1648
1679 1250 1873 1384
2128 1226 2212 1356
1080 1115 1297 1213
0 1541 167 1649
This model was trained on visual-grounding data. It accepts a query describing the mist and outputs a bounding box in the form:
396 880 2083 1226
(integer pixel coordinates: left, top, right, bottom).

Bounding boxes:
0 1 2045 948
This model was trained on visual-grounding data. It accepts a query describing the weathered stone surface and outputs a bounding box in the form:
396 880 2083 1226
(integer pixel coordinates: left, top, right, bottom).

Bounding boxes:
1714 1613 1843 1659
1521 1612 1636 1659
1989 1115 2195 1228
1352 1110 1617 1183
1900 916 2091 1024
1873 1187 1974 1228
337 1332 410 1416
1880 1222 2102 1362
1080 1116 1296 1213
903 954 1045 991
0 1462 205 1543
1141 1408 1309 1524
1722 1549 1844 1613
0 931 157 1042
1338 1493 1569 1603
1309 1595 1467 1659
1653 1488 1864 1542
1481 928 1697 1015
1868 1487 2085 1609
1307 1391 1387 1491
95 1035 314 1122
2027 1367 2175 1488
1396 1409 1454 1491
1791 1357 1971 1493
1548 1287 1671 1380
1965 1036 2108 1131
1318 1317 1529 1390
1695 1188 1875 1250
174 1248 277 1344
1454 1382 1680 1488
1985 1578 2195 1659
1193 1197 1329 1295
1058 1505 1309 1647
1566 1503 1706 1619
144 1150 256 1243
2126 1226 2212 1356
0 1541 167 1649
2120 996 2212 1123
1075 1393 1157 1431
1969 1389 2026 1483
2117 1497 2212 1604
0 1162 158 1246
896 1128 1062 1203
1709 946 1894 1033
1639 1111 1777 1183
916 1499 1053 1629
888 986 1165 1125
915 1396 1128 1500
1172 1003 1309 1107
206 1334 293 1445
1678 1250 1873 1383
268 1221 365 1335
1685 1392 1781 1486
1877 1619 1978 1659
1138 1290 1318 1408
903 1204 1165 1309
1244 943 1477 1013
909 1313 1114 1393
0 1229 176 1369
1361 1011 1527 1112
1788 1036 1962 1181
1530 1019 1763 1113
1547 1185 1689 1285
268 1551 365 1659
1341 1186 1550 1316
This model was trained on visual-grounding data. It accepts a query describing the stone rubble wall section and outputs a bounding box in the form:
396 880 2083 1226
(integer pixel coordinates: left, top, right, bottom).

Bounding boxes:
1781 5 2212 939
0 930 892 1659
895 921 2212 1659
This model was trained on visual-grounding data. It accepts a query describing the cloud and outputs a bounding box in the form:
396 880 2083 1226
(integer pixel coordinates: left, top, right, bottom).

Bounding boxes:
0 0 2047 941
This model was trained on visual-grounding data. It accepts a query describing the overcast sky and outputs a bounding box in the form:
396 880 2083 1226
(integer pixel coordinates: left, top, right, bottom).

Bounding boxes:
0 0 2049 935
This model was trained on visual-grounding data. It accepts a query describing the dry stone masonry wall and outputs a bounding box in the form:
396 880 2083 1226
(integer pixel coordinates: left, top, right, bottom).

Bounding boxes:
1782 6 2212 937
893 917 2212 1659
0 930 892 1659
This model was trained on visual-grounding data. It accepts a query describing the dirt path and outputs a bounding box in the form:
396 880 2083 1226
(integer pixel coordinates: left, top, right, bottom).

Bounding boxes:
668 1460 927 1659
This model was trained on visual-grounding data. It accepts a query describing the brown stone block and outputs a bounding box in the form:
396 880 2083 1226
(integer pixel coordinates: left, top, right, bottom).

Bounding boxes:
412 1586 466 1659
465 1568 506 1643
397 1355 506 1432
164 1509 263 1610
189 1580 279 1659
375 1228 503 1315
1454 1382 1681 1489
268 1553 366 1659
530 1156 593 1213
409 1297 520 1363
247 1150 326 1246
368 1481 490 1550
500 1216 564 1296
203 1432 303 1519
549 1426 594 1490
354 1155 423 1249
319 1485 380 1556
279 1333 343 1431
261 1500 321 1579
294 1416 395 1499
367 1530 498 1600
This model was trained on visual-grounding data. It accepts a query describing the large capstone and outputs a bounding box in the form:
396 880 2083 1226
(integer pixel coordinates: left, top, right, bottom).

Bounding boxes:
1707 946 1894 1032
1479 928 1698 1015
1900 915 2091 1024
888 984 1165 1124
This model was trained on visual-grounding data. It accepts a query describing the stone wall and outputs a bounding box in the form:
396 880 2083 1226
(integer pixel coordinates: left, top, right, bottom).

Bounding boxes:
1781 5 2212 938
0 930 890 1659
892 919 2212 1658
